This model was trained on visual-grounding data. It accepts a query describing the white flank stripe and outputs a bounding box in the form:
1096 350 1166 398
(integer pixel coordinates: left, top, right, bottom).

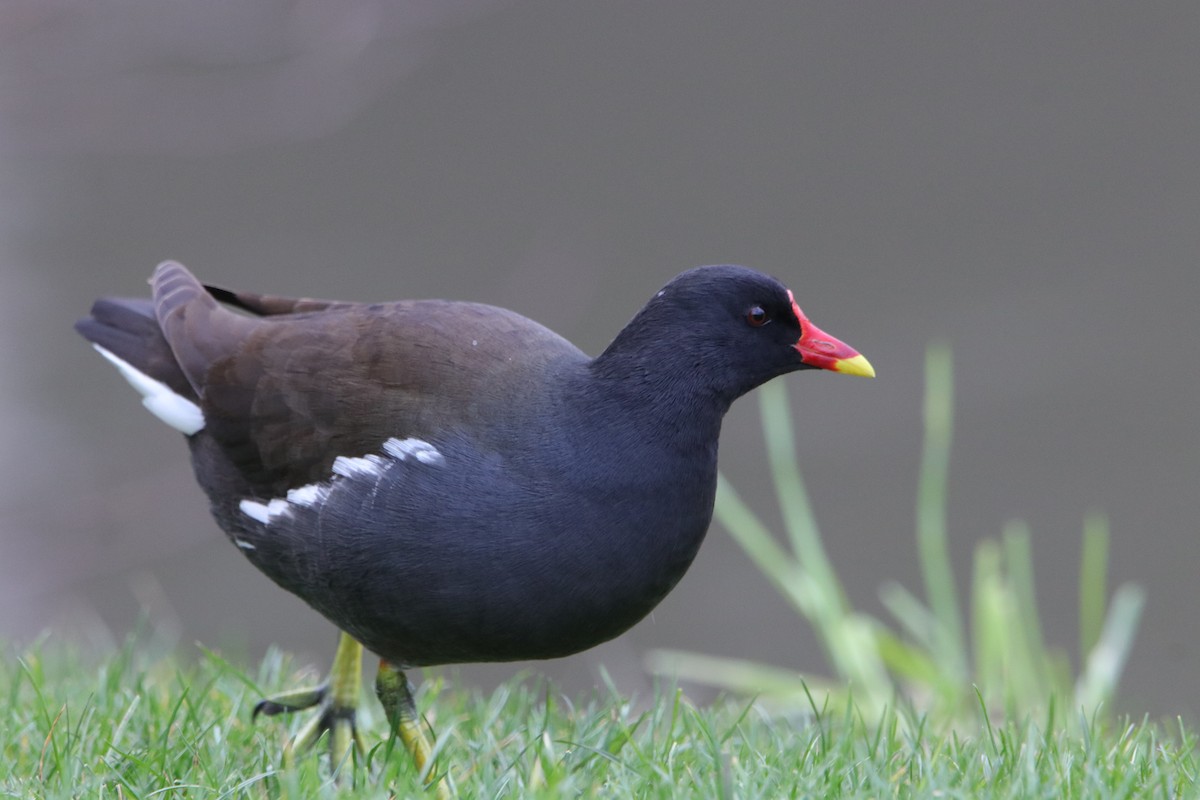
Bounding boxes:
93 345 205 435
235 437 443 535
239 498 290 525
287 483 330 507
234 538 257 550
332 454 387 478
383 437 444 466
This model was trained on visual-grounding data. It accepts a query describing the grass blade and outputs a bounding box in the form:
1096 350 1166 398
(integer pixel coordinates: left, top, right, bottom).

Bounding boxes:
759 380 845 609
1076 584 1145 711
1079 513 1110 663
916 344 966 683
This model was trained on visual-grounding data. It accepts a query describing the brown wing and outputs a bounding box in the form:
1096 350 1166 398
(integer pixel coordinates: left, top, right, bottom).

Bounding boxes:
151 261 586 495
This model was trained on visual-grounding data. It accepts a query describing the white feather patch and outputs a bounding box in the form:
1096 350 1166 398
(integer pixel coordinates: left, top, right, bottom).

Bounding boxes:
286 483 330 507
383 437 444 466
332 453 387 478
239 498 290 525
238 437 444 528
93 344 205 435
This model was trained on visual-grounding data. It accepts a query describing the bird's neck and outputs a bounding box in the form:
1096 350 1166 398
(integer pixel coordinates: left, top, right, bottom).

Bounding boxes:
583 343 731 460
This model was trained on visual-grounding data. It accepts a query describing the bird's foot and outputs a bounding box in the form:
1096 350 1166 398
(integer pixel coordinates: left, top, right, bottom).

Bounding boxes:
252 631 366 770
376 660 452 799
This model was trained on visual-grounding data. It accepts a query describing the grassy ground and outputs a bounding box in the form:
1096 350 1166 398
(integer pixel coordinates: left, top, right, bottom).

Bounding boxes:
2 636 1196 799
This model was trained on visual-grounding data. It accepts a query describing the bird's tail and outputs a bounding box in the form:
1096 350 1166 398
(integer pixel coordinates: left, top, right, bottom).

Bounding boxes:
75 262 209 434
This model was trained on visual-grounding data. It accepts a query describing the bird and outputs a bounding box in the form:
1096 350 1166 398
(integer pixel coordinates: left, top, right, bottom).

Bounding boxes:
76 260 873 793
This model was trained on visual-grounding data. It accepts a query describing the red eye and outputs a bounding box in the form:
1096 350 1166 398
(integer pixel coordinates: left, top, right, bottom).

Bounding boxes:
746 305 770 327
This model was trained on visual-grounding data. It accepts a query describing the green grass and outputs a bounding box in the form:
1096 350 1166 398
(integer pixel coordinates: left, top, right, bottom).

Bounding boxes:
2 636 1197 798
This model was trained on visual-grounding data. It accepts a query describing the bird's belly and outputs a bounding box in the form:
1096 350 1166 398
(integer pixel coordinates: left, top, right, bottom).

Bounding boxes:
319 497 710 666
214 433 716 666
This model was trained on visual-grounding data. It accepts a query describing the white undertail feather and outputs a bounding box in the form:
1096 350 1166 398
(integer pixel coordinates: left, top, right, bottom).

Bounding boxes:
92 344 205 435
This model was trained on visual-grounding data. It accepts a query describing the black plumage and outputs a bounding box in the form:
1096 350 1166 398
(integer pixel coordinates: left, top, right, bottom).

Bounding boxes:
76 260 873 786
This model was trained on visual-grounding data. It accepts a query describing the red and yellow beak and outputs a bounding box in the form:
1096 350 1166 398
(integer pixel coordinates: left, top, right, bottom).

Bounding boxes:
788 290 876 378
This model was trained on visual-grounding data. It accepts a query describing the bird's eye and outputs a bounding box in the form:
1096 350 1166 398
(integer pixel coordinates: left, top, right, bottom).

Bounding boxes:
745 305 771 327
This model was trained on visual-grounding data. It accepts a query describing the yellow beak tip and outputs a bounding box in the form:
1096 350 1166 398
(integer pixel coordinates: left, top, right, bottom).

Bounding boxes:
833 354 876 378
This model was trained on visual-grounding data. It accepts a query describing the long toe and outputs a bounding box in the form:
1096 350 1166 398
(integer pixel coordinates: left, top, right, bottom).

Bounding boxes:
253 631 367 771
252 686 328 719
282 694 364 771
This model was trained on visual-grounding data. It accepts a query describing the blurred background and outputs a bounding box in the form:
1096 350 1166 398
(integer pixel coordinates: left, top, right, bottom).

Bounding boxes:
2 2 1196 717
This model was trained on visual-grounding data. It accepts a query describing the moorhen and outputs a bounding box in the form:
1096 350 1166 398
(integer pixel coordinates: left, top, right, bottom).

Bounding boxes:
76 261 873 791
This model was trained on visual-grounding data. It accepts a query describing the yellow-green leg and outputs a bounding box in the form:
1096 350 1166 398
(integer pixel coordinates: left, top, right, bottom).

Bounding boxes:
253 630 367 768
376 659 452 799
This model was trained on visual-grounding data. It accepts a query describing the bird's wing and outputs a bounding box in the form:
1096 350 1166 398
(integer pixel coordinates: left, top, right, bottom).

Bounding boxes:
151 261 586 495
